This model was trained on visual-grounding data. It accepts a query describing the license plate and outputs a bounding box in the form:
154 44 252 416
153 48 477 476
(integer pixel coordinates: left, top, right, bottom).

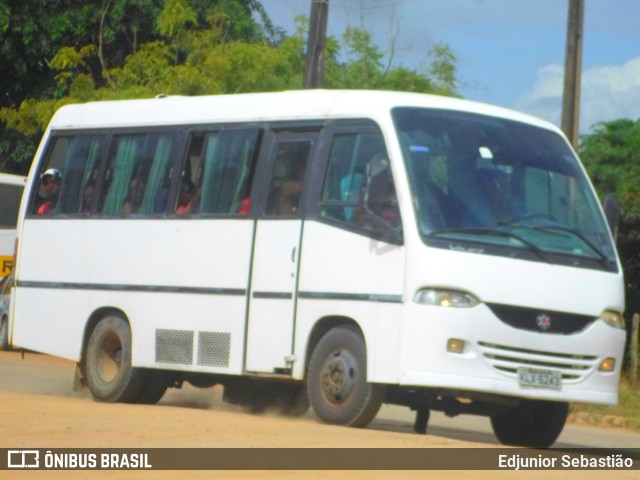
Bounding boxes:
517 367 562 390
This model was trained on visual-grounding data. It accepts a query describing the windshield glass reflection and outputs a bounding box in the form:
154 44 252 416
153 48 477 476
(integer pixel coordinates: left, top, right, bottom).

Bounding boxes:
393 107 616 269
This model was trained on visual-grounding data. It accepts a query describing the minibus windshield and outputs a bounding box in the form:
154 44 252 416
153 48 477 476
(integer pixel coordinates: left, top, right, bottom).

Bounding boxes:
393 107 617 271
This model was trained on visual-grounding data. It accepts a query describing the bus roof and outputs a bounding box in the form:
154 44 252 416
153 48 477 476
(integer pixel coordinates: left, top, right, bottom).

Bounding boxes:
48 89 559 133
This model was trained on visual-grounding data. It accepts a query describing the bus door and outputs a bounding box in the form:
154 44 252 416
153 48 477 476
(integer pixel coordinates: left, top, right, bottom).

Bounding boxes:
244 131 318 373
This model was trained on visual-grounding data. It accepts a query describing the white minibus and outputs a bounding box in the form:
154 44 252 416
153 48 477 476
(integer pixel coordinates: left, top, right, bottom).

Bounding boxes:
10 90 625 447
0 173 27 278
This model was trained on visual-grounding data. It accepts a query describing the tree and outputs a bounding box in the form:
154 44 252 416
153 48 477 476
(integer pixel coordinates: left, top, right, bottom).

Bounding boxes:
0 0 275 172
324 28 457 95
580 118 640 330
0 3 458 173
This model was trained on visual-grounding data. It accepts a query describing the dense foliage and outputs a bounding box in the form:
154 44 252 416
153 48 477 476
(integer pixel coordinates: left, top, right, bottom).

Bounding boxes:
0 0 458 174
580 119 640 336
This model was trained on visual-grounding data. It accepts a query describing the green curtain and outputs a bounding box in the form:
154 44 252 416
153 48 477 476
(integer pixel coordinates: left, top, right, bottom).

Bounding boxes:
199 134 220 213
78 140 102 213
82 141 102 186
57 138 84 214
140 136 173 214
102 137 140 215
230 138 252 212
57 137 102 214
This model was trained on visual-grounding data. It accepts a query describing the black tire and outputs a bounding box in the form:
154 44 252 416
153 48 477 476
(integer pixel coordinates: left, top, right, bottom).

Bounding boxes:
278 384 310 417
132 370 171 405
85 314 146 403
491 400 569 447
0 316 8 351
307 326 386 427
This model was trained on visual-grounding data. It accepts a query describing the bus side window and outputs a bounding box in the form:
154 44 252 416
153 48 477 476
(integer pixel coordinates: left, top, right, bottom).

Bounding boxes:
187 129 261 216
137 134 179 215
32 135 105 216
265 141 311 216
100 133 178 216
100 135 145 215
317 130 402 238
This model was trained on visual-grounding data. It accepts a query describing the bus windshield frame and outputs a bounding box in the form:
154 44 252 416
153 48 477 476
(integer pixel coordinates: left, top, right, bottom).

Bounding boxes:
393 107 617 272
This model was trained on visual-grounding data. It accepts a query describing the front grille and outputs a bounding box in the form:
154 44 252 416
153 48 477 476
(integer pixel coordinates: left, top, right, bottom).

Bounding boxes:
478 341 598 383
487 303 595 334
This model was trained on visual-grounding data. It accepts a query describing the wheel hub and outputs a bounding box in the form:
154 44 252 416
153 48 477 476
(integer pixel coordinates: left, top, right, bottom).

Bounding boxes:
97 335 122 382
321 350 356 403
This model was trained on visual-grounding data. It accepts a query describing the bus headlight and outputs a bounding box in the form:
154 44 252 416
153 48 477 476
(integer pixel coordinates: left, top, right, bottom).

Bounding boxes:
599 311 625 330
414 288 480 308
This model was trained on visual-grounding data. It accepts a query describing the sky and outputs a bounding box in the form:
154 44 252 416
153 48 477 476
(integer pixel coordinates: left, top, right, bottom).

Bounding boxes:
258 0 640 134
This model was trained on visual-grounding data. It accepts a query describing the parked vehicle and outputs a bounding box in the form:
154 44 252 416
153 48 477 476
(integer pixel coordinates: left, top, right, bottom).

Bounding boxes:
0 272 12 350
0 173 26 280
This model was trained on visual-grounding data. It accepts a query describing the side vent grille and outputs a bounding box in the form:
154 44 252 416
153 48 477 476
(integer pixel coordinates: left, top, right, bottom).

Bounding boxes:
198 332 231 368
154 329 231 368
155 329 194 365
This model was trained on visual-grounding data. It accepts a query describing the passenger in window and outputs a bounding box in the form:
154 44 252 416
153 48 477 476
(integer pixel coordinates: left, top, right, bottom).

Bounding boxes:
237 196 251 215
340 173 363 223
267 160 305 216
81 182 95 215
37 168 62 215
481 168 526 224
122 178 145 215
362 157 401 233
176 178 196 215
153 179 172 214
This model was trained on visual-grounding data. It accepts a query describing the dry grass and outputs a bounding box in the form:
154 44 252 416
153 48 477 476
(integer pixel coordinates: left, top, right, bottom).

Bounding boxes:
569 378 640 431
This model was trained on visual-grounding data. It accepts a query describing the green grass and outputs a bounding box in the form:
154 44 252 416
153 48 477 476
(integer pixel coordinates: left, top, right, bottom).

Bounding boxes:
569 378 640 431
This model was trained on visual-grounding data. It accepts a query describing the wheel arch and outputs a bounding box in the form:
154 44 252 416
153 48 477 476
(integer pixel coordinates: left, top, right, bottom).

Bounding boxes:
79 307 130 367
303 315 365 379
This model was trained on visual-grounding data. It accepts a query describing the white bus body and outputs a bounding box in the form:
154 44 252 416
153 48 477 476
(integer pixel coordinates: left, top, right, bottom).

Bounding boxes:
11 90 625 447
0 173 26 278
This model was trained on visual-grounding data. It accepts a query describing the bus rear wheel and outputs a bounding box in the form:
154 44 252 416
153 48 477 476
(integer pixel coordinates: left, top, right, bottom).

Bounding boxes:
307 326 386 427
85 314 146 403
491 399 568 447
132 369 172 405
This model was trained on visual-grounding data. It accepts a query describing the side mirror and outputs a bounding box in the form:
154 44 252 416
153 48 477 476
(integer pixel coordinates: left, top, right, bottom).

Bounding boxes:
363 159 389 216
363 157 402 239
603 196 621 241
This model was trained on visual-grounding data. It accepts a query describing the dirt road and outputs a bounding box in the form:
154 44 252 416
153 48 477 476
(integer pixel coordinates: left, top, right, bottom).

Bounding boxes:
0 351 637 480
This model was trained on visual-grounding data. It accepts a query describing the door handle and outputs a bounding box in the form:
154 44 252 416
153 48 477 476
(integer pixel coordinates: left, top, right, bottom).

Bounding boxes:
291 246 297 263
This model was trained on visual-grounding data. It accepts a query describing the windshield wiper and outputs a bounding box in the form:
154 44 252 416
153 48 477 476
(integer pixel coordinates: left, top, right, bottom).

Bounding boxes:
426 227 553 263
516 224 612 267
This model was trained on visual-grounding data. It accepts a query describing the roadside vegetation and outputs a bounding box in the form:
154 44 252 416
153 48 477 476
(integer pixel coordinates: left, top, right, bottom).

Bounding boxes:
0 0 457 174
580 120 640 427
570 378 640 431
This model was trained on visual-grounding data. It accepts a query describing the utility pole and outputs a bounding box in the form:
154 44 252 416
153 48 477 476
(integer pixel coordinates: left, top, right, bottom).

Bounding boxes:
561 0 584 148
304 0 329 89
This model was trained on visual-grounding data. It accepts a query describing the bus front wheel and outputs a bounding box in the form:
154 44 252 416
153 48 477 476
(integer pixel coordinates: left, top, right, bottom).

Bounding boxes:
85 314 146 403
307 326 386 427
491 399 568 447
